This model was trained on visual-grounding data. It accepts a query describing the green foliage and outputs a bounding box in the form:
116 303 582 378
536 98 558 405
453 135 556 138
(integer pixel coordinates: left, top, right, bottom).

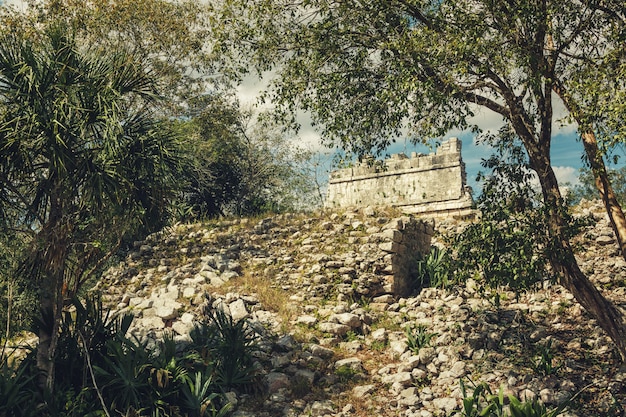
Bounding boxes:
209 0 625 159
459 380 568 417
0 19 185 389
415 246 454 289
95 339 154 411
0 294 252 416
189 308 260 390
0 351 39 417
450 128 588 295
55 295 135 391
508 395 568 417
404 323 437 354
532 339 559 377
0 0 212 113
176 95 320 218
460 380 506 417
180 371 232 417
0 230 37 338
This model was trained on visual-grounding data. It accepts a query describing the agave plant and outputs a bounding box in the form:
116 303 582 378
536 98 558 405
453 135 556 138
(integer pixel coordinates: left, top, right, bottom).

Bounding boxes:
180 371 231 417
416 246 453 289
94 337 154 412
190 308 260 390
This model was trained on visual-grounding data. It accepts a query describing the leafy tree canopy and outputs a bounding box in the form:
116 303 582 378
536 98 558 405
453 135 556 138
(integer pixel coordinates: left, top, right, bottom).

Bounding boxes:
178 95 321 217
209 0 626 155
1 0 214 112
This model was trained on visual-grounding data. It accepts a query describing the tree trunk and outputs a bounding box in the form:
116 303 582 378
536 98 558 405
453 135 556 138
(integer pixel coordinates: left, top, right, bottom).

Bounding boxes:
580 130 626 259
556 256 626 361
532 151 626 361
36 288 57 392
35 191 69 393
35 258 65 393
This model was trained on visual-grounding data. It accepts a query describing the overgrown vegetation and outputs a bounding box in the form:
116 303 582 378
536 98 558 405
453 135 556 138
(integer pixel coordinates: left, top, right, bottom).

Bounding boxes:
176 95 320 218
0 295 260 416
415 246 454 289
448 129 591 298
532 339 559 377
2 0 626 414
0 1 323 386
210 0 626 360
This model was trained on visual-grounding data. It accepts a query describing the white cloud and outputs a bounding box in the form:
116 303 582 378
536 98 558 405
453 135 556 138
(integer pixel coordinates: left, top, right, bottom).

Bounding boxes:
553 166 581 187
237 73 271 107
237 72 328 152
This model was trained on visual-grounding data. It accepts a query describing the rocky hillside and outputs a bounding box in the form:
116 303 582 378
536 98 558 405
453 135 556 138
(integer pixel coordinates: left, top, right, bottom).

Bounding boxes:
96 202 626 417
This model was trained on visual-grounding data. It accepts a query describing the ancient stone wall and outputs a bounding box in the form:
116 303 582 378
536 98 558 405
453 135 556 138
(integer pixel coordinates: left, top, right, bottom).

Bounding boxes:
326 138 474 217
376 215 434 297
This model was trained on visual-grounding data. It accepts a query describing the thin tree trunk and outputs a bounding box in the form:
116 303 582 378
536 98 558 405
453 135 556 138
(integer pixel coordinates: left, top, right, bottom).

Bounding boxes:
532 152 626 361
580 130 626 259
36 263 65 392
556 257 626 360
35 191 69 392
36 289 56 392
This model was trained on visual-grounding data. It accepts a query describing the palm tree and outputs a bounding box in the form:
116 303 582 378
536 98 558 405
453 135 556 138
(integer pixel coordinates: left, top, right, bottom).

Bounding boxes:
0 24 182 392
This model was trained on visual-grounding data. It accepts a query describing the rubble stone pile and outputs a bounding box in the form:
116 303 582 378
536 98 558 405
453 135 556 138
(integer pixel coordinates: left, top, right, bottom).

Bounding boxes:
95 202 626 417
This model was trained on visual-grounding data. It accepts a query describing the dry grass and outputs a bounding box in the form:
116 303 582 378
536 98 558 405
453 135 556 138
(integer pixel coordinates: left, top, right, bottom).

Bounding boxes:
224 271 297 326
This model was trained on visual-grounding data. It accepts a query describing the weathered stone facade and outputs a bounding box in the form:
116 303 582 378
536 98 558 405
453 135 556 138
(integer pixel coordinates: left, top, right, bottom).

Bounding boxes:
326 138 474 217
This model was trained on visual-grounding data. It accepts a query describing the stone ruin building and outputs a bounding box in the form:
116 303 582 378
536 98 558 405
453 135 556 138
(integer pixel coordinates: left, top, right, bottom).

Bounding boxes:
325 137 474 217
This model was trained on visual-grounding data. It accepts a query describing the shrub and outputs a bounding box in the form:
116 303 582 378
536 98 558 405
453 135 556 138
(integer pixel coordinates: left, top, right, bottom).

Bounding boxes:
189 308 261 391
415 246 454 289
0 350 39 417
6 294 237 416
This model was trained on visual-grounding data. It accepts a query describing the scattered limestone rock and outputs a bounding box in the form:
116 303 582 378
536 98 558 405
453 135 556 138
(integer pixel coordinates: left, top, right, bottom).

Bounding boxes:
95 204 624 417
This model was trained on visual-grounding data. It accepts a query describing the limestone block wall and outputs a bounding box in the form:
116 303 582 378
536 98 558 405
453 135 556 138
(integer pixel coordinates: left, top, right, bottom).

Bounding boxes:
326 138 474 217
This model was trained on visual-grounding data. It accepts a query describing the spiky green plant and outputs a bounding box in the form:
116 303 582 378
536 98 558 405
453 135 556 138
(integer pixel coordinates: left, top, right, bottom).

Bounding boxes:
405 323 437 354
189 308 260 390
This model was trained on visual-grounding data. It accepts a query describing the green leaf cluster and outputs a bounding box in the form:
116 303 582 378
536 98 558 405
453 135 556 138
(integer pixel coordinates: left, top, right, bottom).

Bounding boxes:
415 245 454 289
0 21 187 335
0 19 188 391
176 95 321 218
404 323 437 354
0 0 214 113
